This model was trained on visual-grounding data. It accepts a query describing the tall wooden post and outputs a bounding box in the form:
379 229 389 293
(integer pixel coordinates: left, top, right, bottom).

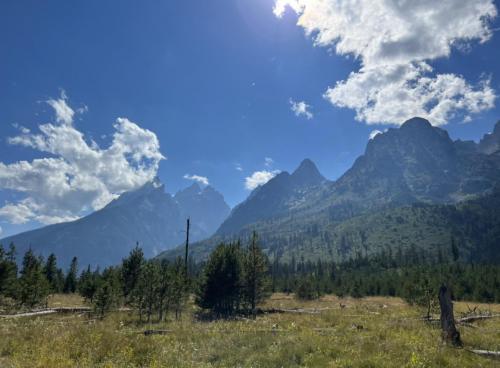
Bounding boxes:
184 218 190 277
438 285 462 347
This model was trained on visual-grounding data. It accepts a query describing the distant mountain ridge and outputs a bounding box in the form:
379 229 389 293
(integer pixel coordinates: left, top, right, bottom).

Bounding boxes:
217 158 328 235
158 118 500 264
0 179 230 268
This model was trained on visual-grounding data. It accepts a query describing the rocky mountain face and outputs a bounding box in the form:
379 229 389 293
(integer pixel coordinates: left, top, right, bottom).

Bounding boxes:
174 183 231 240
0 179 230 268
478 120 500 154
159 117 500 263
216 159 328 235
326 117 500 213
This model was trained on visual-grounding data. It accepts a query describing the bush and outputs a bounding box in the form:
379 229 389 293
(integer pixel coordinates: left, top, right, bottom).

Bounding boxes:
295 277 319 300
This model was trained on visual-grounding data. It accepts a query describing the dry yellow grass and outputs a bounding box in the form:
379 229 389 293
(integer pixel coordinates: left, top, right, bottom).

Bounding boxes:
0 293 499 367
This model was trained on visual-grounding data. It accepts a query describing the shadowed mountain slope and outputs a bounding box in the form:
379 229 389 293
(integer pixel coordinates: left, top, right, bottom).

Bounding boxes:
1 179 230 268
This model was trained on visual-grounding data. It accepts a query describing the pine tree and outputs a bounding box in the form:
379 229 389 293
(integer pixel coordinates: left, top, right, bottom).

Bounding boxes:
121 244 145 301
93 281 115 318
44 253 61 293
242 232 270 315
196 242 242 317
78 265 99 302
450 236 460 263
134 261 160 322
93 267 121 318
295 276 317 300
170 258 188 320
64 257 78 293
0 243 18 299
157 260 172 321
18 249 50 308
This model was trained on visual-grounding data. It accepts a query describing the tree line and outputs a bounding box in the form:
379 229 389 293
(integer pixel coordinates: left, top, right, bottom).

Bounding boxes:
269 240 500 304
0 244 80 309
2 233 499 319
0 232 270 319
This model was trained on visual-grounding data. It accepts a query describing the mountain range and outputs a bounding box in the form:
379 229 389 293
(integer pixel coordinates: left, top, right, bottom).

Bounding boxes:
159 117 500 264
2 117 500 268
0 179 230 268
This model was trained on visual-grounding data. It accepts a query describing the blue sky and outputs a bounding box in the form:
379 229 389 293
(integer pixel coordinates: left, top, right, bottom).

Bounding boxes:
1 0 500 238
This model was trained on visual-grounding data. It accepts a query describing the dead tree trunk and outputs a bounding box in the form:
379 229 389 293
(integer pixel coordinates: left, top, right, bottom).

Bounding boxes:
438 285 462 347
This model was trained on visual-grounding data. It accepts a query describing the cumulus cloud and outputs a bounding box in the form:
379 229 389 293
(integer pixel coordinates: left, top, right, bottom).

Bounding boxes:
0 93 165 225
275 0 497 125
47 90 74 125
245 170 280 190
183 174 209 186
289 99 313 119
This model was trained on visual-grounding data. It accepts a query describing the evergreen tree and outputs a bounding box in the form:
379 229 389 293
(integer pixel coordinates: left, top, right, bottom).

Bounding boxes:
44 253 62 293
134 261 161 322
121 244 145 301
93 281 115 318
242 232 270 315
170 258 188 320
0 243 18 299
295 276 318 300
64 257 78 293
157 260 172 321
93 266 121 318
78 266 99 302
196 242 242 317
450 236 460 262
18 249 50 308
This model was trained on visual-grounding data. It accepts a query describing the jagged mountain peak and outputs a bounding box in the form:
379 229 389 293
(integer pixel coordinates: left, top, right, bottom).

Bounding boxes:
291 158 326 187
478 120 500 154
176 182 202 197
1 177 231 268
104 178 166 210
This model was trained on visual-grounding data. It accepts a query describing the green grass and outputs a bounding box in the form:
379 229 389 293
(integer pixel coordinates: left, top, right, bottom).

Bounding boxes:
1 294 499 367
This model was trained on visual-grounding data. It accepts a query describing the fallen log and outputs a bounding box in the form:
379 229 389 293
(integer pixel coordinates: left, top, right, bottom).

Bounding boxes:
458 314 500 324
143 329 173 336
466 349 500 359
420 314 499 326
258 308 320 315
0 307 91 318
52 307 91 313
0 309 56 318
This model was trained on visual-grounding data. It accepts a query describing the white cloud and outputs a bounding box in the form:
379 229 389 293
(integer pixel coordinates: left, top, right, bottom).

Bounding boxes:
289 99 313 119
183 174 209 186
275 0 497 126
264 157 274 167
369 130 383 140
245 170 280 190
47 90 74 125
76 105 89 115
0 93 165 225
235 163 243 172
0 226 2 236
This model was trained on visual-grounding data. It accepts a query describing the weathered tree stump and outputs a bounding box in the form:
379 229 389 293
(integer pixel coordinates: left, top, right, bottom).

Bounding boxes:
438 285 462 347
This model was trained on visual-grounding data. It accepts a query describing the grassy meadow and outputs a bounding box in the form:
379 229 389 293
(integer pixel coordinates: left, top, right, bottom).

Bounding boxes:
0 293 499 368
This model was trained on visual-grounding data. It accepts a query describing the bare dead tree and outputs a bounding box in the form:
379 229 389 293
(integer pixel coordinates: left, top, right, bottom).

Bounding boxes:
438 285 462 347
